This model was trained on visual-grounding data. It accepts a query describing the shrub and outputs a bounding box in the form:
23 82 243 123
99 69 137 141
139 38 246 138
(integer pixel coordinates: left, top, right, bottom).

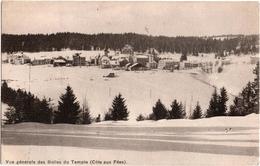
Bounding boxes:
136 114 145 121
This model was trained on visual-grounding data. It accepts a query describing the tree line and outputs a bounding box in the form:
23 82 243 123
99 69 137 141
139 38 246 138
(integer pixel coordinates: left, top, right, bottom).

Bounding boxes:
2 63 258 124
2 33 259 54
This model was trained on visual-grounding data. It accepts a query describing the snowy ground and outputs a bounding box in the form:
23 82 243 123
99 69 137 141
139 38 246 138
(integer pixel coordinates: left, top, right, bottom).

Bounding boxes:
1 114 259 165
2 53 256 120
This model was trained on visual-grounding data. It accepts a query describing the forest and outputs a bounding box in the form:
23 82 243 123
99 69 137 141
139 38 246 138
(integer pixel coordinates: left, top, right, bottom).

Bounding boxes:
2 32 259 54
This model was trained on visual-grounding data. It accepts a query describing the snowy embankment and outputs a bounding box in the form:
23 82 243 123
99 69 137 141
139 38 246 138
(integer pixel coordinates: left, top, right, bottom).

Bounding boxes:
2 114 259 165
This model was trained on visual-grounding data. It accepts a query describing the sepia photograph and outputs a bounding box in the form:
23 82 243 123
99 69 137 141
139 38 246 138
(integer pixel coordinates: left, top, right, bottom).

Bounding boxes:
1 1 259 165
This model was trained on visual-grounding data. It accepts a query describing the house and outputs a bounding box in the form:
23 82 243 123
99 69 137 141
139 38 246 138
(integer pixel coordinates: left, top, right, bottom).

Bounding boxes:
133 55 149 67
53 59 66 67
250 55 259 64
158 59 179 70
146 54 158 69
146 62 157 69
111 54 130 67
183 61 199 69
8 52 31 65
222 58 232 65
100 55 111 68
110 59 120 68
72 53 86 66
31 58 51 65
53 56 67 67
200 61 214 73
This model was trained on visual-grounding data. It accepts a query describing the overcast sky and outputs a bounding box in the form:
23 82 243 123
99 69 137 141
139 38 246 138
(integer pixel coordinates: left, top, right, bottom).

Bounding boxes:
2 1 259 36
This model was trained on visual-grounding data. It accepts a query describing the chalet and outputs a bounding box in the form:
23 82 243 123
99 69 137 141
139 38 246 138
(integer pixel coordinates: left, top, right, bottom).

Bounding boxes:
158 59 179 70
53 59 66 67
133 55 149 67
146 62 157 69
8 52 31 65
200 61 214 73
146 54 158 69
221 58 232 65
100 55 111 68
183 61 199 69
250 55 259 64
73 53 86 66
110 59 120 68
31 58 51 65
53 56 67 67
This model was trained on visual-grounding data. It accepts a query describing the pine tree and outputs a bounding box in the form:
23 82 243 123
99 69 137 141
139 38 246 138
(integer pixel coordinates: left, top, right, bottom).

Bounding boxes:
252 62 259 113
179 102 186 118
55 86 80 124
4 106 18 124
1 81 9 103
80 99 92 124
229 97 244 116
110 93 129 121
104 108 113 121
241 82 255 115
1 81 17 106
13 89 26 122
152 99 168 120
206 88 219 117
169 100 185 119
191 102 202 119
37 98 52 124
218 87 228 116
229 63 259 116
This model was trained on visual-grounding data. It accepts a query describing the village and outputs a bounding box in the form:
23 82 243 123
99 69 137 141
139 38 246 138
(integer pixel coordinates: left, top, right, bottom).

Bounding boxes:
3 44 259 76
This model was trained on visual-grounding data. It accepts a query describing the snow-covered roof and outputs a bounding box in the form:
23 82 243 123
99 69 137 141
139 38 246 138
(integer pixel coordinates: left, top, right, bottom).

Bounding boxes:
135 55 148 59
54 59 66 63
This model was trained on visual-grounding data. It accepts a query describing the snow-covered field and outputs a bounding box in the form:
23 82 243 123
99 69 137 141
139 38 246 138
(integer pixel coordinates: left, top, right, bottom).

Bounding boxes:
2 114 259 165
1 52 257 120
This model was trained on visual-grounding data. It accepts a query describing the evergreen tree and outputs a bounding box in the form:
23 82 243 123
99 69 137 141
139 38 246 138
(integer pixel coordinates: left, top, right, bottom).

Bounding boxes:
218 87 228 116
4 106 18 124
110 93 129 121
229 63 259 116
37 98 52 124
229 97 244 116
152 99 168 120
55 86 80 124
206 88 219 117
169 100 186 119
80 99 92 124
13 89 26 122
1 81 17 106
1 81 9 103
240 82 255 115
191 102 202 119
104 108 113 121
179 102 186 118
252 62 259 113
